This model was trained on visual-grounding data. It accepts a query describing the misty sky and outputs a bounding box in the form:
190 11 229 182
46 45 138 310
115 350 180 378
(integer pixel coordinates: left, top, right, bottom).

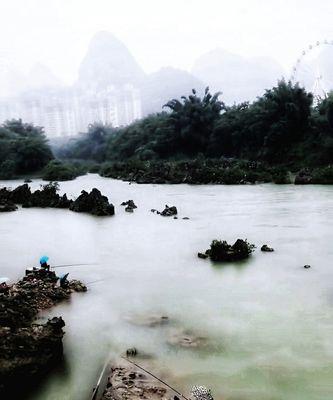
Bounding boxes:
1 0 333 84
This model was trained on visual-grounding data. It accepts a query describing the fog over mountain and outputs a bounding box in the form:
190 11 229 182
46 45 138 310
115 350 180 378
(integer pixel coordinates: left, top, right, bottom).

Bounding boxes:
3 31 333 130
140 67 205 115
77 31 145 90
192 48 285 104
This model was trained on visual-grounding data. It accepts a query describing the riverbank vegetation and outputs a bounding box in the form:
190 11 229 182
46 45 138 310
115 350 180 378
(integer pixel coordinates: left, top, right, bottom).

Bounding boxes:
0 120 53 179
53 81 332 183
1 81 332 183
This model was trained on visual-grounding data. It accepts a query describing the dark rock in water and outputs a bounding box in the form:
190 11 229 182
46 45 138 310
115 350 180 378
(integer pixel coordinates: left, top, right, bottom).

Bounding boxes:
126 347 138 357
161 205 177 217
261 244 274 252
304 264 311 269
0 200 17 212
173 216 178 219
295 169 312 184
68 280 87 292
125 206 134 213
0 184 115 217
56 193 73 209
198 252 208 259
182 217 190 220
121 199 137 209
10 183 32 204
70 188 114 216
202 239 255 262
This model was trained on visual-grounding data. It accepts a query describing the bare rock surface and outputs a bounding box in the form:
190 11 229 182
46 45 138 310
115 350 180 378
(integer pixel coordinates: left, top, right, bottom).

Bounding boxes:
101 361 174 400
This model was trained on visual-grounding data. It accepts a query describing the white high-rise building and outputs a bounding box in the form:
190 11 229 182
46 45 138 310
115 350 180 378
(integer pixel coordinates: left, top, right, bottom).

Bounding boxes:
0 85 142 137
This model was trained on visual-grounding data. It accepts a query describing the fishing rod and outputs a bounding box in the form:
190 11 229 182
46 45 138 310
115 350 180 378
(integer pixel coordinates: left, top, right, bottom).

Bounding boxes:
121 356 190 400
91 355 111 400
52 263 99 269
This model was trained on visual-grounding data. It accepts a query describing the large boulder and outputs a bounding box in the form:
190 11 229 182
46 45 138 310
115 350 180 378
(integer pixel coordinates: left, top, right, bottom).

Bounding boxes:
70 188 114 216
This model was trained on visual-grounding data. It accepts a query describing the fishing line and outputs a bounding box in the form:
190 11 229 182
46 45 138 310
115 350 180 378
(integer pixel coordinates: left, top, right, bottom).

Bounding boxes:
121 356 190 400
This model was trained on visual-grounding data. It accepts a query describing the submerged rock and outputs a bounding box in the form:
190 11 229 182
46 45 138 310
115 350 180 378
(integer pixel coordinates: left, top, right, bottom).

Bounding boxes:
167 329 208 349
201 239 255 262
70 188 114 216
125 314 170 328
261 244 274 252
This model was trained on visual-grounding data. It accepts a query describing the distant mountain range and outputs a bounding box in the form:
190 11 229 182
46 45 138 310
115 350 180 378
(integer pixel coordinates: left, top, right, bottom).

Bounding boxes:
3 31 333 116
191 48 285 104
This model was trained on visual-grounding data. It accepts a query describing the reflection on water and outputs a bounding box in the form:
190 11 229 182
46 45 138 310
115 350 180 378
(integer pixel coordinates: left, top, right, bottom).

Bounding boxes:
1 175 333 400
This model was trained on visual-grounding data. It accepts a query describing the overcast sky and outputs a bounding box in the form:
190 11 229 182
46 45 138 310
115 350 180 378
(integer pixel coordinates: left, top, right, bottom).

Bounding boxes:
1 0 333 84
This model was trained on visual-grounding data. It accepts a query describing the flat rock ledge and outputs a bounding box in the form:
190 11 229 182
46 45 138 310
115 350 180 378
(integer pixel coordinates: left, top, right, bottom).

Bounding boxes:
0 269 86 396
101 361 174 400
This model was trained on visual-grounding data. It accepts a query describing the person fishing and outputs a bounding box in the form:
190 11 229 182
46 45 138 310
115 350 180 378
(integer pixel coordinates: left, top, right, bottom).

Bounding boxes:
59 272 69 289
39 255 50 271
0 277 9 294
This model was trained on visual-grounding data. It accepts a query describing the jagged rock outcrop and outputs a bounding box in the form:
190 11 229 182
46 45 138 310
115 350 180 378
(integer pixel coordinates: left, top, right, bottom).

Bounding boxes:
161 205 177 217
70 188 114 216
121 199 137 213
0 184 114 216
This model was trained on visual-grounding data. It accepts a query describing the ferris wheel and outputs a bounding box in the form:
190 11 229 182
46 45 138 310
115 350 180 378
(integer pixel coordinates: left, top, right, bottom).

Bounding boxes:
291 40 333 102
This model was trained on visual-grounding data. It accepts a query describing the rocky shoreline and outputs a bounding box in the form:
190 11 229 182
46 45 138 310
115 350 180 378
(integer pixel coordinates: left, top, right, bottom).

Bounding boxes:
0 269 86 397
0 183 115 216
99 160 333 185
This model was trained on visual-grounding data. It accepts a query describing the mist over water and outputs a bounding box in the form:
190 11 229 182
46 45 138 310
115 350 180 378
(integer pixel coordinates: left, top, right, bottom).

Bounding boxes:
1 175 333 400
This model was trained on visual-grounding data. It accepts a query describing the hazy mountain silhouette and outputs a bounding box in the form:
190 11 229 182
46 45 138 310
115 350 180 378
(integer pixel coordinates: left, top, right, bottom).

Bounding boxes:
140 67 205 115
192 48 285 104
77 31 145 89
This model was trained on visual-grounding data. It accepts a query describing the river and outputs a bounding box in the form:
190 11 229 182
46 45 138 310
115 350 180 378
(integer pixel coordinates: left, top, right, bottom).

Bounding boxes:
1 174 333 400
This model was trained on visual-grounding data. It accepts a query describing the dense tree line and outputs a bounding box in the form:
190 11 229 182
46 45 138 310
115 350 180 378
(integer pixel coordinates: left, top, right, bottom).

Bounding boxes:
0 120 53 179
58 81 333 168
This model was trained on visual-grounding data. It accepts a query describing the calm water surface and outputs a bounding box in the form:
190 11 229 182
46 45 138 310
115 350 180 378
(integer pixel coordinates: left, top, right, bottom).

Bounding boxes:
1 175 333 400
